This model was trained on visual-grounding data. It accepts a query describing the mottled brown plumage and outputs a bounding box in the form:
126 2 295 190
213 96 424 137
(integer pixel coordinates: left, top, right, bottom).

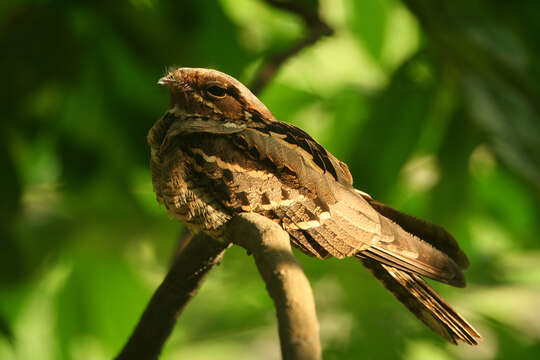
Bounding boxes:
148 67 481 345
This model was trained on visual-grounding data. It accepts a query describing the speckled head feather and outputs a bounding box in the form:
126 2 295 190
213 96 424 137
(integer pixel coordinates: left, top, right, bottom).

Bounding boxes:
158 67 275 121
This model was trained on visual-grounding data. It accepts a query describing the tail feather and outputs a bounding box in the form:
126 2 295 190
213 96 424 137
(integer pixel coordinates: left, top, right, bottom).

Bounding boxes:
360 257 481 345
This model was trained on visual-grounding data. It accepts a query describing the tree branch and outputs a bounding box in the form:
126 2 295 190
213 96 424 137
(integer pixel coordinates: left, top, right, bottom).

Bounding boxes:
249 0 334 95
115 232 230 360
226 213 321 360
116 213 320 360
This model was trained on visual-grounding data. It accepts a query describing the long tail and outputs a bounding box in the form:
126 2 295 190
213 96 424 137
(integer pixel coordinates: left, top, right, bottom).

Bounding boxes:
360 257 481 345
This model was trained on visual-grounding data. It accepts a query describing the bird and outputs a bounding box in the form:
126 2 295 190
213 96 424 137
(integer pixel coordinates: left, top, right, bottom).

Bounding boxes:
148 67 481 345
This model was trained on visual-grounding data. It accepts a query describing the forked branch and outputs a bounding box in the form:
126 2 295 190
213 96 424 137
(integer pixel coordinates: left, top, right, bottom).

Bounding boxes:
116 213 321 360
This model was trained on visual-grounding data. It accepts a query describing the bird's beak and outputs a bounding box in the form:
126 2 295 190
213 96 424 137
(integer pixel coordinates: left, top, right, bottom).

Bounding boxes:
157 76 192 92
157 76 175 86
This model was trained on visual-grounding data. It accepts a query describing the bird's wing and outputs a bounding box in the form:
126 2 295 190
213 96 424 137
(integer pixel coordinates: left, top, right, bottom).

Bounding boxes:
175 125 465 286
250 120 354 186
302 181 466 287
362 199 470 269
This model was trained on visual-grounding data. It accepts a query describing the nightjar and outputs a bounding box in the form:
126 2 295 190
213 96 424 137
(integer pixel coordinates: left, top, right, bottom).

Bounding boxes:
148 67 481 345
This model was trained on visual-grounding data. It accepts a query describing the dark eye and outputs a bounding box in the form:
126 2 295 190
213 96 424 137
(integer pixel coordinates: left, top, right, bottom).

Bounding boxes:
206 84 227 98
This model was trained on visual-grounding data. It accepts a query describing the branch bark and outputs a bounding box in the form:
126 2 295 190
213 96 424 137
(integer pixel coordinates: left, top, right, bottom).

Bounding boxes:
115 232 230 360
116 213 321 360
226 213 321 360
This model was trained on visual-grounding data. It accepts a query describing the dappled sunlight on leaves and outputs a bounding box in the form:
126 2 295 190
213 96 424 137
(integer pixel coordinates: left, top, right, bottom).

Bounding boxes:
1 0 539 359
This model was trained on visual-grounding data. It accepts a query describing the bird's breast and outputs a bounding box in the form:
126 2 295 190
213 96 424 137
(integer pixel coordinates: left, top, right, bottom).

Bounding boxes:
150 146 232 235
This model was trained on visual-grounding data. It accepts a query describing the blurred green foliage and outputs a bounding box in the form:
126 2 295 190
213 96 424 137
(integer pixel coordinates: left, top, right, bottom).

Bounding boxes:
1 0 540 359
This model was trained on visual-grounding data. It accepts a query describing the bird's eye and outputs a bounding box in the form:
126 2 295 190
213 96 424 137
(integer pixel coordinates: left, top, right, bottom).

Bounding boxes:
206 84 227 98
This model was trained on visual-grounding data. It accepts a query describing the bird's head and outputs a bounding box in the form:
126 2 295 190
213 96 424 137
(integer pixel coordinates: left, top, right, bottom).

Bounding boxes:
158 67 274 121
148 67 275 153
